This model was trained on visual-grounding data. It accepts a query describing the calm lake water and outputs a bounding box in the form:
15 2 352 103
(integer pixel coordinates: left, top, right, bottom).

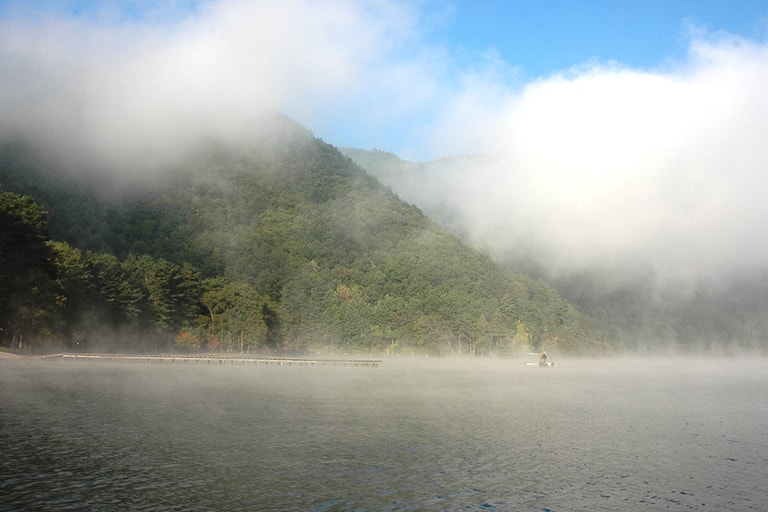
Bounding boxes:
1 357 766 511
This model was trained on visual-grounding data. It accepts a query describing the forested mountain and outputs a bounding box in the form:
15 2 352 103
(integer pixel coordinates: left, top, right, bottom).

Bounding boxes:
0 116 604 355
341 148 768 355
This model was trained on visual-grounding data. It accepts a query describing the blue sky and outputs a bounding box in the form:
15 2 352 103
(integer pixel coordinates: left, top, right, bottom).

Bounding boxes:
435 1 768 78
3 1 766 76
2 0 768 280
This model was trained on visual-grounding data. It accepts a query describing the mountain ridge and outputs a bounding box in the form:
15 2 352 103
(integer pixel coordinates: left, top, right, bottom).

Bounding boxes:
0 117 603 355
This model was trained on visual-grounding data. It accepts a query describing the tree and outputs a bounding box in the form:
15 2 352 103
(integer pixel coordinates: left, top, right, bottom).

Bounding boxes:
280 261 332 350
200 279 272 353
86 251 143 329
48 241 93 346
124 255 201 333
0 193 58 348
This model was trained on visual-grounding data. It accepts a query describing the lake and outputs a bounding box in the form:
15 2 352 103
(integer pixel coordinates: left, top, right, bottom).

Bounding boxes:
1 356 766 511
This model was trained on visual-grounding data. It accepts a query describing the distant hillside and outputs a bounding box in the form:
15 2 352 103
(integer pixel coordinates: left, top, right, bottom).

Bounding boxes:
341 147 768 355
0 116 604 355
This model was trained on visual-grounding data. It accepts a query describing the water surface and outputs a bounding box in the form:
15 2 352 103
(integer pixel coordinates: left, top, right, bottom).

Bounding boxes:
1 357 766 511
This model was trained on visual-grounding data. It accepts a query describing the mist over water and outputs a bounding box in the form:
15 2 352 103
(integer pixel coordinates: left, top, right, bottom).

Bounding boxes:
2 357 766 511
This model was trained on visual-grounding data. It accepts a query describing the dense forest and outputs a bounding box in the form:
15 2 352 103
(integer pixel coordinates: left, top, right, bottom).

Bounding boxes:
0 117 604 356
342 148 768 355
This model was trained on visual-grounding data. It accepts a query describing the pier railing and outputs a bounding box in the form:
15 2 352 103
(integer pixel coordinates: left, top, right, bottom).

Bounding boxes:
40 353 382 367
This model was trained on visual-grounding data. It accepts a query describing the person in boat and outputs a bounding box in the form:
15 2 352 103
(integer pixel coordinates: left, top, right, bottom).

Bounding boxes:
539 351 547 367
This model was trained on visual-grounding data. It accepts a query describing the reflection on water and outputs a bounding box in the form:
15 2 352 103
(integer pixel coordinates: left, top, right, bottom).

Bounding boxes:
1 357 767 511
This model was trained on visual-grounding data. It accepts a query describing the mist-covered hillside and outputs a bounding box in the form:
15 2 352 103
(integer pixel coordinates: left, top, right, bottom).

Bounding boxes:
341 147 768 355
0 116 603 355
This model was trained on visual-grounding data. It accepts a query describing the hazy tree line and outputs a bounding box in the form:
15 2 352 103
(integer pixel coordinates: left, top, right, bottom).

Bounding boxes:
0 191 260 352
0 129 604 355
345 147 768 355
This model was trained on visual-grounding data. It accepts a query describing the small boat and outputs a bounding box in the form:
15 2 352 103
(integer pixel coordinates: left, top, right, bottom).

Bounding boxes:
525 352 554 368
525 361 555 368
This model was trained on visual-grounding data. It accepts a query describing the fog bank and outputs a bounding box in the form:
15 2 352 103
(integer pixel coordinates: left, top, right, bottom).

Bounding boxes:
3 2 768 286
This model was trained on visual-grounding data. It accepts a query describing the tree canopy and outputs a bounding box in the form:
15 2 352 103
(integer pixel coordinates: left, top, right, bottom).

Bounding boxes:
0 120 604 355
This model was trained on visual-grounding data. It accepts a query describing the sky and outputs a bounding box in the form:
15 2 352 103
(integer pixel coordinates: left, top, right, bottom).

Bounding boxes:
2 0 768 284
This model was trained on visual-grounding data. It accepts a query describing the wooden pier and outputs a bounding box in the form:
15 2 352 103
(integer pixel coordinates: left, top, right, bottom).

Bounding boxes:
40 353 381 367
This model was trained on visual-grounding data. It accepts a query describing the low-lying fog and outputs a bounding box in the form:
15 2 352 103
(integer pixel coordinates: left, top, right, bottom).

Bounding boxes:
2 357 766 511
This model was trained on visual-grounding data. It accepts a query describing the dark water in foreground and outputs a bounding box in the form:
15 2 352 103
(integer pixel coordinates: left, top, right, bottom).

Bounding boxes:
1 357 766 511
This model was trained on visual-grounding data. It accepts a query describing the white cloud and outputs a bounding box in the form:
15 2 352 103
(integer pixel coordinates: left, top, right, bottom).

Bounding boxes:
417 35 768 282
0 0 425 169
2 1 768 283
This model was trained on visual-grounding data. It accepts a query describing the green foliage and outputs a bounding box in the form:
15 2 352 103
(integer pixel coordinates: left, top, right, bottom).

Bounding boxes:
0 123 600 354
0 192 59 347
199 278 273 353
123 255 201 332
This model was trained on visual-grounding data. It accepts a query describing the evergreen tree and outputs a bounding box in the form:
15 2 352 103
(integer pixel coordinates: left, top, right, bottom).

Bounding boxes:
0 192 59 348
